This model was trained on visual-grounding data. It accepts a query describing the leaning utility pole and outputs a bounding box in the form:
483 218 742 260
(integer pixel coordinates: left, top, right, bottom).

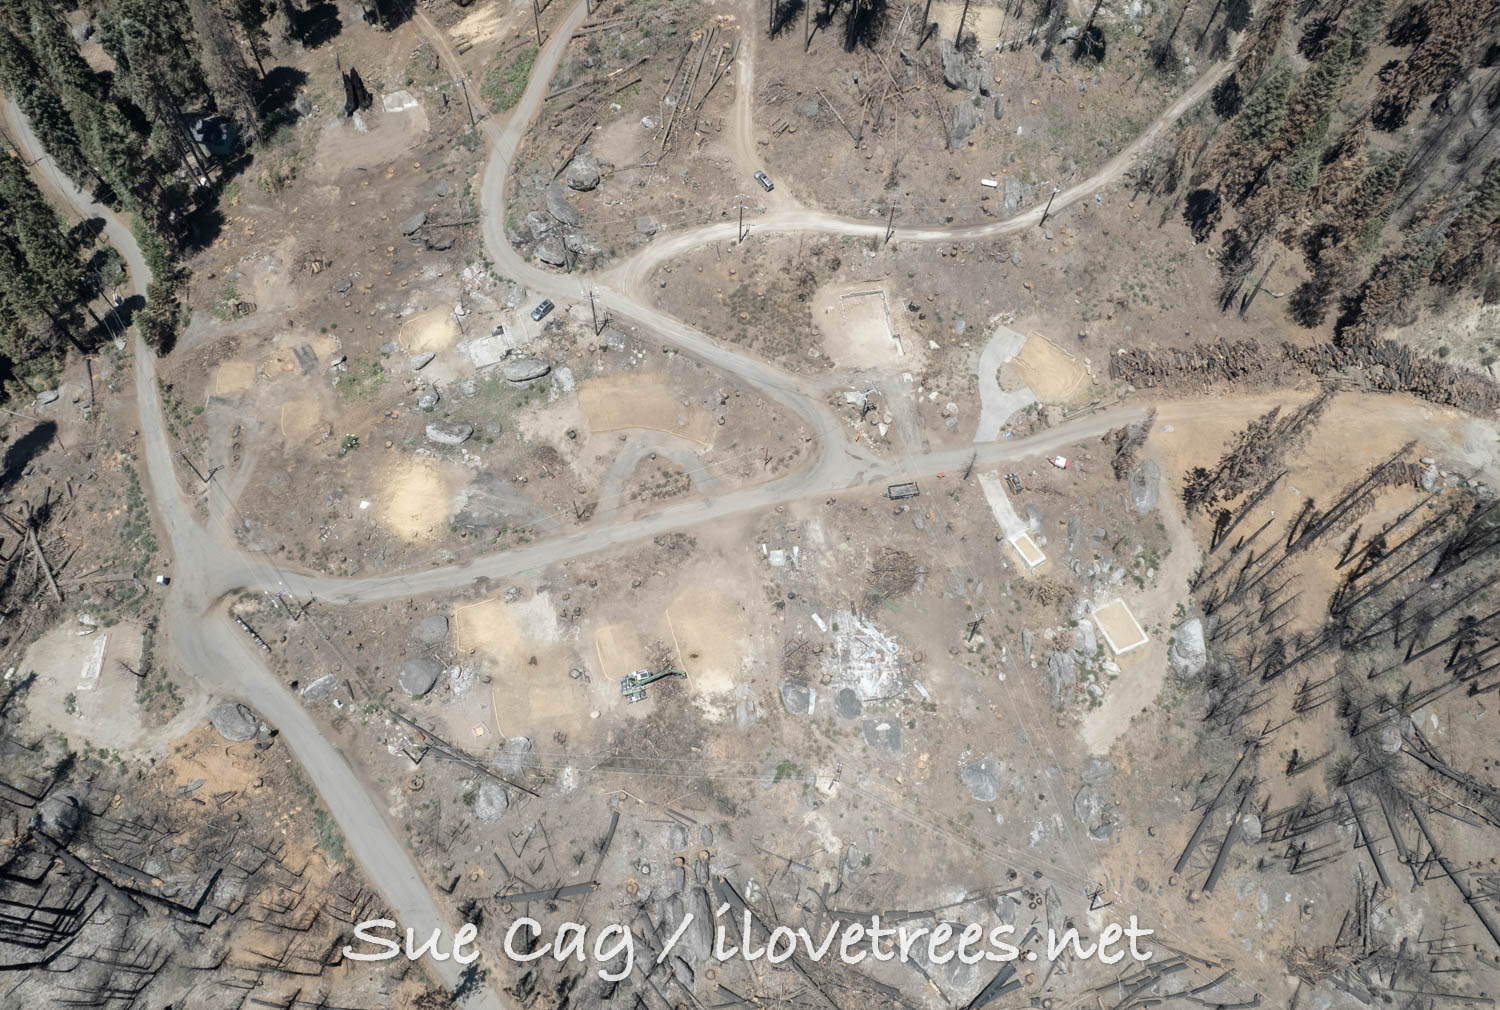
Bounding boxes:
885 205 895 243
457 76 477 128
1039 185 1060 225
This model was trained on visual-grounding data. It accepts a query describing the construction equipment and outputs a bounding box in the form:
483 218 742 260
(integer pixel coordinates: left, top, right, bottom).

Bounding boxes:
1005 473 1023 494
619 668 686 703
885 482 920 500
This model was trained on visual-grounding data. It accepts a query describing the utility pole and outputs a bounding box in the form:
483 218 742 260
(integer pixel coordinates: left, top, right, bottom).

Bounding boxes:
458 77 476 128
885 205 895 244
590 289 604 335
1039 184 1060 226
177 451 210 484
955 0 971 44
532 0 543 48
966 617 984 641
962 451 977 480
739 202 748 241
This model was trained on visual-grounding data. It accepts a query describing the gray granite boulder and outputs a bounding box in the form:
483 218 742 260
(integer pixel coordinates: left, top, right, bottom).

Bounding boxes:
399 657 443 697
413 615 449 646
210 702 259 742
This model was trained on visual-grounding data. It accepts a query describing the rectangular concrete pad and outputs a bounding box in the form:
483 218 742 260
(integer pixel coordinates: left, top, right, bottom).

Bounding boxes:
1009 532 1046 568
1093 600 1148 655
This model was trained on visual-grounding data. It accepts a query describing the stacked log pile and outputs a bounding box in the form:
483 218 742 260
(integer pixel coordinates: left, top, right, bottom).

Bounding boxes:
1109 338 1500 414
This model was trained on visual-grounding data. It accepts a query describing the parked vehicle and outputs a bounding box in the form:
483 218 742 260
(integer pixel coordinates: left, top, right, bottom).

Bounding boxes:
1048 456 1070 470
530 299 555 322
754 170 774 192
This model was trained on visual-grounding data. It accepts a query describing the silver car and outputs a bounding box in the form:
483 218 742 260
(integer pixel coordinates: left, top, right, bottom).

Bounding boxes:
754 171 774 192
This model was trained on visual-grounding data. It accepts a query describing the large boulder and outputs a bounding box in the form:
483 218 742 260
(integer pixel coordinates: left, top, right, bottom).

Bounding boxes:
1128 460 1161 514
635 215 658 236
834 687 862 719
495 736 536 774
425 421 474 446
961 757 1000 802
301 674 339 701
473 782 509 821
413 615 449 646
534 233 567 266
1169 618 1207 677
210 702 259 742
525 210 554 239
544 181 581 226
399 657 443 697
400 211 427 236
503 359 551 384
949 98 980 147
565 153 601 191
1046 650 1077 704
1003 177 1024 212
779 681 814 715
1074 785 1115 839
861 719 902 755
1076 618 1098 656
37 792 87 840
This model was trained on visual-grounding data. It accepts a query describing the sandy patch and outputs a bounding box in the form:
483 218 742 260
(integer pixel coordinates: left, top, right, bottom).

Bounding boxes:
1093 599 1149 655
1010 531 1046 567
377 459 454 541
594 622 648 681
929 0 1009 44
280 398 322 443
578 373 715 446
452 3 507 47
310 104 431 179
399 306 461 353
1009 332 1087 403
812 284 906 369
214 360 256 395
263 345 299 377
455 595 598 735
664 587 748 694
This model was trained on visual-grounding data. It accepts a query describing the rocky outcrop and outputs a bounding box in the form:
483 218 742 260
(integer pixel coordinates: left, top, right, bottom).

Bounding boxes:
565 153 601 191
940 39 981 91
425 422 474 446
1169 618 1207 677
534 233 567 266
544 181 581 226
503 359 551 384
950 98 979 146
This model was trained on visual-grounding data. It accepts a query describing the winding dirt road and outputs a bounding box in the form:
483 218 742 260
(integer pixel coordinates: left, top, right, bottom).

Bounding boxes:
4 8 1232 1001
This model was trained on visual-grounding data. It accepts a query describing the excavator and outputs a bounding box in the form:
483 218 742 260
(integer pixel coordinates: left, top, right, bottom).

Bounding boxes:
619 668 687 704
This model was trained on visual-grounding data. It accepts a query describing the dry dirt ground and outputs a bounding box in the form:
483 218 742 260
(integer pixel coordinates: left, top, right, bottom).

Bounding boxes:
183 311 805 575
753 0 1223 226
